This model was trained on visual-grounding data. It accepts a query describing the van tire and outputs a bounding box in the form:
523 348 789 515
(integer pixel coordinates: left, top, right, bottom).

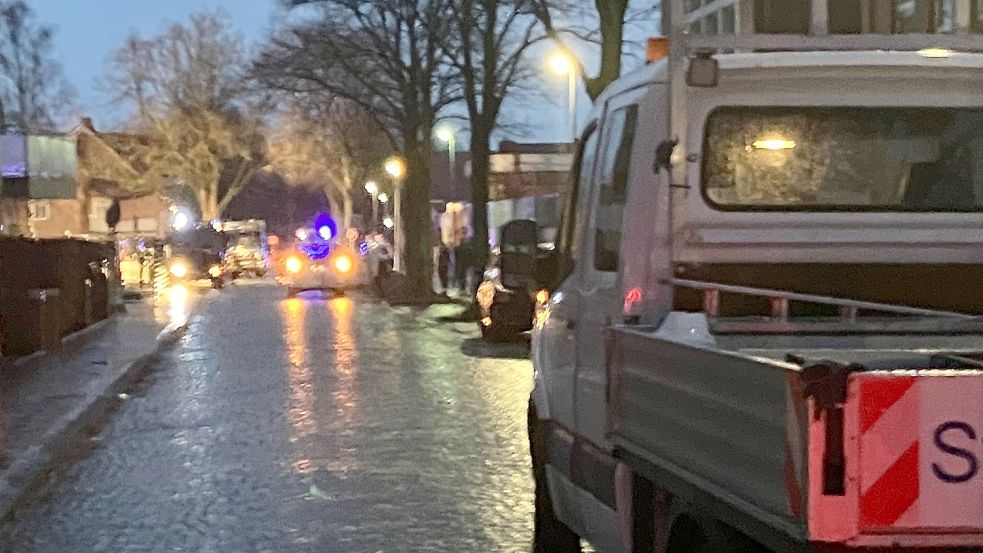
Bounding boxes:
528 401 581 553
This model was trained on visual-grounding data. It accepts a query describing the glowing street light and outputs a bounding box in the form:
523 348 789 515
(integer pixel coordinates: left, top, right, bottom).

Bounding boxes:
171 209 191 232
385 156 407 273
548 52 574 75
548 50 578 143
383 216 394 229
365 180 380 227
378 193 389 204
435 127 454 144
435 126 457 189
385 156 406 180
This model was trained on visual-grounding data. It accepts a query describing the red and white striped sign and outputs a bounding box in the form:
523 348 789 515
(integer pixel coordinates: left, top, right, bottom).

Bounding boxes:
858 373 983 532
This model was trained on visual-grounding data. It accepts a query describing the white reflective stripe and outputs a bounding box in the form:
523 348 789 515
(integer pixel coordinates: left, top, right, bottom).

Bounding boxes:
859 385 919 495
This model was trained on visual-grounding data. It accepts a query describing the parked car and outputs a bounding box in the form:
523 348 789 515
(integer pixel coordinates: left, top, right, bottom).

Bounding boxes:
167 224 226 289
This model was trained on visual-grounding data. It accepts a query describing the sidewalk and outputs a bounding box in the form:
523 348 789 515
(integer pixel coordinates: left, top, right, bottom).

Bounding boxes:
0 291 196 522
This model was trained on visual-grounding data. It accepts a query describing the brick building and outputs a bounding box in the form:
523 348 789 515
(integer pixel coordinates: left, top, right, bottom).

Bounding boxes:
0 119 170 240
429 141 573 247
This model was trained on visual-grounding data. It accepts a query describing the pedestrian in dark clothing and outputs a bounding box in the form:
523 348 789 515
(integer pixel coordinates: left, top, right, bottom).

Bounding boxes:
437 246 451 291
454 239 474 294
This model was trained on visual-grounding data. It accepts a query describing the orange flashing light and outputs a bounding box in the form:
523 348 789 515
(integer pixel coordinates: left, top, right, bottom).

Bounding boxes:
646 37 669 64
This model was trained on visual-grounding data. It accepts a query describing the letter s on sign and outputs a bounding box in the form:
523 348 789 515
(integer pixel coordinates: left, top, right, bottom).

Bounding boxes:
933 421 979 484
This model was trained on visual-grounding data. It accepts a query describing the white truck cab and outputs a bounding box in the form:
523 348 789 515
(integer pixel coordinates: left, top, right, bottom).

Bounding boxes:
528 2 983 552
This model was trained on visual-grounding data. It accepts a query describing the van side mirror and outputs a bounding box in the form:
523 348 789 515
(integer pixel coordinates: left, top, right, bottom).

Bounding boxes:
654 138 678 174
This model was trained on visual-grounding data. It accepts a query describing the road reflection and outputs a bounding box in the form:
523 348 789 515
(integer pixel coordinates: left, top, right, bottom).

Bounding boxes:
165 283 190 326
325 296 360 475
281 298 317 451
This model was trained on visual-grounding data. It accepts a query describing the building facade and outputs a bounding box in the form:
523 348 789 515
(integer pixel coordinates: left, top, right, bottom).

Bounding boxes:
0 120 171 240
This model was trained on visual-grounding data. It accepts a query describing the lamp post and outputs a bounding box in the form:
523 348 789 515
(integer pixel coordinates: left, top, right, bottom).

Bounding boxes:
435 126 457 200
435 126 456 172
364 180 379 228
384 156 407 273
548 51 578 142
378 192 390 221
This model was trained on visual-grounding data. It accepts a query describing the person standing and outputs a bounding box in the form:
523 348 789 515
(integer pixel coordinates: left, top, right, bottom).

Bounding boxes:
437 244 451 292
454 237 476 296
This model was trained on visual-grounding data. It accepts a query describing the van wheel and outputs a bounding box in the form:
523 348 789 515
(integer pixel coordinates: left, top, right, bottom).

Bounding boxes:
529 401 581 553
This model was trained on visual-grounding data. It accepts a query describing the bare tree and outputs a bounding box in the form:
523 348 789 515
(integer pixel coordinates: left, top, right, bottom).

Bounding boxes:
266 99 390 230
445 0 542 273
0 0 74 131
256 0 461 295
533 0 656 100
104 11 264 221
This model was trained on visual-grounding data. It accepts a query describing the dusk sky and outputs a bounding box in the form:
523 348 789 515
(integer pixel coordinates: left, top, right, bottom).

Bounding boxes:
29 0 631 145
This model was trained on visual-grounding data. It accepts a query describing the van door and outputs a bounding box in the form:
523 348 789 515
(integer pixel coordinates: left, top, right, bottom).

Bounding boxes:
535 123 599 430
575 100 641 448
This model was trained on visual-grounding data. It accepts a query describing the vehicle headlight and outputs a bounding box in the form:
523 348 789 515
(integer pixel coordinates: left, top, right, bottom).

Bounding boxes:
169 261 188 279
333 254 353 274
208 265 223 278
286 256 304 274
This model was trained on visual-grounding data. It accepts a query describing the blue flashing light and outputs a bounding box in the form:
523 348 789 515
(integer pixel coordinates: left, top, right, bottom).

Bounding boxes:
299 242 331 260
312 213 337 242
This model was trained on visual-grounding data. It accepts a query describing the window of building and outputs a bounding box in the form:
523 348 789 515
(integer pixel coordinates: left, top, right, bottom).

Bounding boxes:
28 200 49 221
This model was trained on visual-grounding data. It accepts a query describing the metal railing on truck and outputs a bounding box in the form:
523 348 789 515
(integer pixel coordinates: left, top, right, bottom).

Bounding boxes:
667 277 983 335
668 0 983 53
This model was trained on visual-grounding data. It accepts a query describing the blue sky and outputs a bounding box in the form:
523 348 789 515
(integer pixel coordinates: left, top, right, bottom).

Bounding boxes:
29 0 639 144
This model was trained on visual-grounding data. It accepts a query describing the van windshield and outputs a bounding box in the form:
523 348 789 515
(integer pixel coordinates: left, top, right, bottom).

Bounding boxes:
702 106 983 211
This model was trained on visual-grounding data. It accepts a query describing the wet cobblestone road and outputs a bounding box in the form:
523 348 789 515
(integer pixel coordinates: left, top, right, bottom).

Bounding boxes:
1 283 538 552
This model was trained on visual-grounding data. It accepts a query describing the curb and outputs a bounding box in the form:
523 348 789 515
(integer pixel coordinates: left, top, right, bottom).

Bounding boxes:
0 311 193 526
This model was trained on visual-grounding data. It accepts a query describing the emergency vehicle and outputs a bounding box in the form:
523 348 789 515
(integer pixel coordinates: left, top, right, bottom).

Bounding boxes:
278 216 367 298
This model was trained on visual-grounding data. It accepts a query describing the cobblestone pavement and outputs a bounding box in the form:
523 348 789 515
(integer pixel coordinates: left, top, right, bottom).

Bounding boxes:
1 283 541 553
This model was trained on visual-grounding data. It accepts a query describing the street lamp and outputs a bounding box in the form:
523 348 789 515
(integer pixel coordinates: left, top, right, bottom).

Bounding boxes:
384 156 407 273
548 50 578 143
365 180 379 227
377 192 390 224
171 209 191 232
435 126 456 170
435 126 457 200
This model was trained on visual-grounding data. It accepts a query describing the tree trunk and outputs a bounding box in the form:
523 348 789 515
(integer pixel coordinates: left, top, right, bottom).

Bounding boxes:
402 135 434 296
469 125 492 273
586 0 630 100
325 189 341 223
342 192 353 232
198 187 217 222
